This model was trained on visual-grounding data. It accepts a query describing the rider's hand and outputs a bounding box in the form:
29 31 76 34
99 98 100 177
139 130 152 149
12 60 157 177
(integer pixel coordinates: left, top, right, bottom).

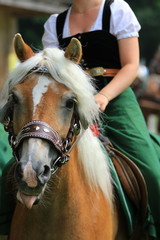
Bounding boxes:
94 92 110 112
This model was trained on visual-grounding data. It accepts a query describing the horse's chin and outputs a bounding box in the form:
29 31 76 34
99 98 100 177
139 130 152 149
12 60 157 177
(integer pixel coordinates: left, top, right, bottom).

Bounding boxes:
17 191 40 209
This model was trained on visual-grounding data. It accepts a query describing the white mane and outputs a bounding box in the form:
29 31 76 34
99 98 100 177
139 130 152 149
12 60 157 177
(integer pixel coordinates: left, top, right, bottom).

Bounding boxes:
0 47 113 206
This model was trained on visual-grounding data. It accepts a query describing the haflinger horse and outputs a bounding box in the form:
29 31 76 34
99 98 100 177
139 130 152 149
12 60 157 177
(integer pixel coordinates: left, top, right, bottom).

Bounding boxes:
0 34 139 240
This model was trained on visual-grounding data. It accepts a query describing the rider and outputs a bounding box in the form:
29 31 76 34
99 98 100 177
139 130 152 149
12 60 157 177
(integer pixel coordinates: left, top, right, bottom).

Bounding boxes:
42 0 160 238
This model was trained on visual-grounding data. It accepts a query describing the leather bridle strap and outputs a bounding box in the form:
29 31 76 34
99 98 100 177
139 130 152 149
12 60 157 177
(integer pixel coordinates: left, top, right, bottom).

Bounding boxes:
51 127 84 174
10 118 82 174
13 120 64 153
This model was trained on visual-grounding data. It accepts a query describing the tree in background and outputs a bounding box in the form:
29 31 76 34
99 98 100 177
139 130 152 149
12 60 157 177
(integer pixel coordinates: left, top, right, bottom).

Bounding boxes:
127 0 160 66
18 17 47 50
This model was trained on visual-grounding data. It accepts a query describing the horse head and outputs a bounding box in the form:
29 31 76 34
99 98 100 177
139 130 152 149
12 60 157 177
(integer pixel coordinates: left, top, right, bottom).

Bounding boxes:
0 34 100 209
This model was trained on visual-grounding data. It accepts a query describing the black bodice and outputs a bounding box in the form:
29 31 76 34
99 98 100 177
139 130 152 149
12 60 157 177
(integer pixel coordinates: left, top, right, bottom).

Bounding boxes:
56 0 121 70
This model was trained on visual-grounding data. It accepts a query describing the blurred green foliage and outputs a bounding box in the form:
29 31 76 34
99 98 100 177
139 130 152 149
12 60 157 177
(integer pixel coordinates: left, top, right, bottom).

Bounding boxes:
18 0 160 65
127 0 160 65
18 17 47 51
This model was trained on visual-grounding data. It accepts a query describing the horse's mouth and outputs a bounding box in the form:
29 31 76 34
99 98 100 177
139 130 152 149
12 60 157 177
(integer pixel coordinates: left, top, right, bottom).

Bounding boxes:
17 190 40 209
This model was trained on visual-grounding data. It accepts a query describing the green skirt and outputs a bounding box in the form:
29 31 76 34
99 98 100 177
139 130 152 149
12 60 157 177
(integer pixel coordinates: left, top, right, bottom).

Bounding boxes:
101 86 160 238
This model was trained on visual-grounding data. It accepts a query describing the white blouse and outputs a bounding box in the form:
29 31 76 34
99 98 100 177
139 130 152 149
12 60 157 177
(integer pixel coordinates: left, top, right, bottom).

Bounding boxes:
42 0 141 48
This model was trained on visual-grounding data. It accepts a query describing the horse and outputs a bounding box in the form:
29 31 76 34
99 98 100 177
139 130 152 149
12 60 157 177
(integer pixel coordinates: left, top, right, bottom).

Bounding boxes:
0 34 149 240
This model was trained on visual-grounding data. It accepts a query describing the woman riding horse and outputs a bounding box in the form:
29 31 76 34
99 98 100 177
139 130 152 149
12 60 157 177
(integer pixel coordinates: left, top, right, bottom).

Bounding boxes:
0 30 158 239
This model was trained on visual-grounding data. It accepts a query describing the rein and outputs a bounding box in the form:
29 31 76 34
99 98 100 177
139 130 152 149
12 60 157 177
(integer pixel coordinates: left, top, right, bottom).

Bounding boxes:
3 66 83 174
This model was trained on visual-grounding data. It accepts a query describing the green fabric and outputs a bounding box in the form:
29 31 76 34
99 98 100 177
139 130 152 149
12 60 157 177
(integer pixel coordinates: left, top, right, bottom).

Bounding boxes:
0 124 15 235
101 86 160 238
0 124 12 173
108 156 135 236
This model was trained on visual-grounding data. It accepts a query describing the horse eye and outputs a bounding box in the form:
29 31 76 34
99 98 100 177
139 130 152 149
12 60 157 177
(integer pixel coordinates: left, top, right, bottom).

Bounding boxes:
65 98 75 110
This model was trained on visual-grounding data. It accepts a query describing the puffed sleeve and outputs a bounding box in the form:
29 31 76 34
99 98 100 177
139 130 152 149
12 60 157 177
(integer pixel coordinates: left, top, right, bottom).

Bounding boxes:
42 14 59 48
110 0 141 40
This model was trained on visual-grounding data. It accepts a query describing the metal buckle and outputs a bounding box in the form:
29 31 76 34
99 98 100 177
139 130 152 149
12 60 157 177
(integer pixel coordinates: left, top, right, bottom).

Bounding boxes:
88 67 105 77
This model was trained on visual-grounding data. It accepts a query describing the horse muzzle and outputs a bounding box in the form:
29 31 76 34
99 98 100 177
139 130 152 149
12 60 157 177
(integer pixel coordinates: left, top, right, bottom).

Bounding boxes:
15 159 52 209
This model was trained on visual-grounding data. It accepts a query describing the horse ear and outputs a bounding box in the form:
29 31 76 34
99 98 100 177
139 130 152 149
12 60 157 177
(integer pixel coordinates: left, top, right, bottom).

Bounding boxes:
14 33 35 62
64 38 82 64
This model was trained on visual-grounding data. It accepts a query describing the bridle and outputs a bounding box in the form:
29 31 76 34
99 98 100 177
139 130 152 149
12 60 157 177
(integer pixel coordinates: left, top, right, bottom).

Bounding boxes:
3 66 84 174
4 116 82 175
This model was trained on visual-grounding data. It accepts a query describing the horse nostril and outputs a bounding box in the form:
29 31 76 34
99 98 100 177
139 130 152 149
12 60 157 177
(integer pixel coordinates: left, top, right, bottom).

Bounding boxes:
38 165 51 185
15 162 23 181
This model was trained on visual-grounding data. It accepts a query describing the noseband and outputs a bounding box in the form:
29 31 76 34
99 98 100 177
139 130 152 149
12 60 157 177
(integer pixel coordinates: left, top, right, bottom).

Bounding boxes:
4 113 81 174
4 66 82 174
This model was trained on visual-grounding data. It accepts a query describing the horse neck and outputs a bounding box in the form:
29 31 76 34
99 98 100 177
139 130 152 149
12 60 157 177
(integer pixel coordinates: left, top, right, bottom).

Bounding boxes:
10 147 117 240
45 147 115 240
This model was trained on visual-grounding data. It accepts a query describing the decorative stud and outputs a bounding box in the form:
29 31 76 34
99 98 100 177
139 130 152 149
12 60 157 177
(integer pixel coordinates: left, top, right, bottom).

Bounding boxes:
34 126 40 131
43 128 50 133
23 127 30 132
